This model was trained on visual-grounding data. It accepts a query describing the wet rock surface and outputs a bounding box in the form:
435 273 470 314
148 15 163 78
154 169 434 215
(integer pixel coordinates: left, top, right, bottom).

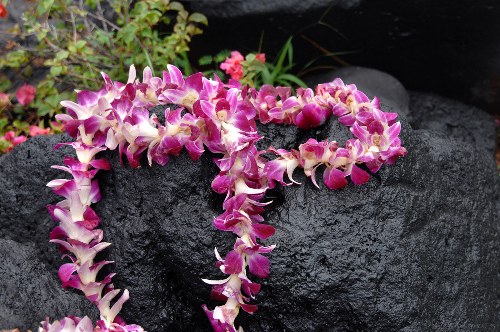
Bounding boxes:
188 0 361 18
0 134 73 270
408 92 497 155
0 96 498 330
0 134 96 330
0 239 97 331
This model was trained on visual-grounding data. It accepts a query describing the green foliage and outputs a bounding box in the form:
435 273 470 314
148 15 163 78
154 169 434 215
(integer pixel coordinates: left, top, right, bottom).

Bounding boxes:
198 49 231 78
0 139 12 154
0 0 207 153
208 38 307 89
257 38 307 88
10 0 207 88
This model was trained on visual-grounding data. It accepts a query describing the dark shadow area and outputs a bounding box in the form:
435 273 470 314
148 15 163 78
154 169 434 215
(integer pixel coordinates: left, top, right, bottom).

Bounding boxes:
186 0 500 115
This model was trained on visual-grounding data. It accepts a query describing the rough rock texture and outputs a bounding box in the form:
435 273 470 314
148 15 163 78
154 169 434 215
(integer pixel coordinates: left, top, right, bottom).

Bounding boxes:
0 135 97 331
0 239 97 330
306 67 410 116
408 92 497 155
188 0 361 18
0 134 74 271
0 95 498 331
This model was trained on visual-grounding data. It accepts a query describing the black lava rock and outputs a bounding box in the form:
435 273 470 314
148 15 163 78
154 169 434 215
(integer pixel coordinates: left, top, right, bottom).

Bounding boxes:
0 134 75 275
408 92 498 155
0 98 498 330
189 1 500 115
0 239 97 331
188 0 361 18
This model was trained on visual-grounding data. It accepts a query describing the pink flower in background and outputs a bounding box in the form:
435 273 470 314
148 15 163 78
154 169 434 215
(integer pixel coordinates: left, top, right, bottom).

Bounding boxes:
29 125 51 137
220 51 244 80
255 53 266 63
1 131 27 152
0 92 10 107
3 131 27 145
15 84 36 106
12 135 27 146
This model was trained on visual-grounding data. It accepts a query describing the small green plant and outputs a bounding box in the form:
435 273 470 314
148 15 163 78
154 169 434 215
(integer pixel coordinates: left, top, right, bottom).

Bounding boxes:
258 37 307 88
211 37 307 89
3 0 207 87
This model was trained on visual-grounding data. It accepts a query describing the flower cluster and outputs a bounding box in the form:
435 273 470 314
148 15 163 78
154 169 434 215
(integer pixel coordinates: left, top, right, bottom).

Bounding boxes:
0 84 37 108
46 146 143 332
0 84 50 154
220 51 266 81
0 131 27 152
43 64 406 331
0 125 52 153
248 79 407 189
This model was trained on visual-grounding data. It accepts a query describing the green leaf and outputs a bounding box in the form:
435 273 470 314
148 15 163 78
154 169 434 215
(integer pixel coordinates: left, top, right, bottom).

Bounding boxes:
188 13 208 25
287 39 294 66
261 66 272 85
75 40 87 49
13 120 29 132
245 53 256 62
169 1 185 11
37 0 54 15
0 76 12 91
45 94 61 107
94 30 111 47
36 104 52 116
2 50 28 68
84 0 97 10
50 66 63 76
272 37 292 79
35 29 48 41
214 50 230 63
0 119 8 131
198 55 213 66
277 74 307 88
118 24 138 45
131 1 148 16
0 139 12 153
55 50 69 61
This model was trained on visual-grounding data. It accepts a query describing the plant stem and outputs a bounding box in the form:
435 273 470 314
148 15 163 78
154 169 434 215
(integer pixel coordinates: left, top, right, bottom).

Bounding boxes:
300 34 350 66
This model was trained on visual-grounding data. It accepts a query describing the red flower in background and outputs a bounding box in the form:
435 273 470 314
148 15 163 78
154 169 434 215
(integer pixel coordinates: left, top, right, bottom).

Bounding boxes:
1 131 27 152
29 125 51 137
0 3 7 18
220 51 244 80
15 84 36 106
255 53 266 63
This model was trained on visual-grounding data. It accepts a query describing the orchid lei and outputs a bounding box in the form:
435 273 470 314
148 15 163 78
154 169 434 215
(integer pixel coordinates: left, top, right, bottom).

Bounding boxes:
42 64 407 332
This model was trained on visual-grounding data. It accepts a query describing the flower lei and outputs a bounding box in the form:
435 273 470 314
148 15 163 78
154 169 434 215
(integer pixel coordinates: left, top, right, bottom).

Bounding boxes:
42 64 407 331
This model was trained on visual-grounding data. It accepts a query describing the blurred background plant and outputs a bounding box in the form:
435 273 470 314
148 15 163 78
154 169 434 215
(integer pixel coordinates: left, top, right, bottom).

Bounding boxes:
0 0 208 154
0 83 61 153
201 37 307 89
